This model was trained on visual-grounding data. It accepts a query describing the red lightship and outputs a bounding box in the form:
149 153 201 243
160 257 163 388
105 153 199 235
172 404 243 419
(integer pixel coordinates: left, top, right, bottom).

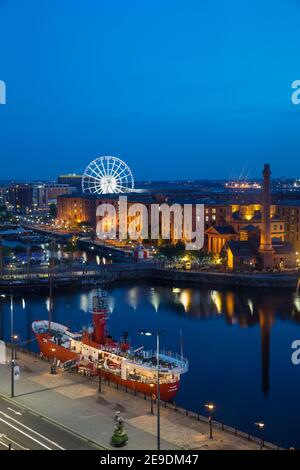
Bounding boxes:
32 290 188 401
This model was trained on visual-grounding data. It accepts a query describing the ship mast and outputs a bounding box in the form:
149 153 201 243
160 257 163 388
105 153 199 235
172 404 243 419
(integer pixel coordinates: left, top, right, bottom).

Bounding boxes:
48 238 55 333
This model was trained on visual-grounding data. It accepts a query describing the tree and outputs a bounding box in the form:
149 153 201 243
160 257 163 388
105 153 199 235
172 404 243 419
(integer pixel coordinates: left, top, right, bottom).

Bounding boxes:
158 241 186 258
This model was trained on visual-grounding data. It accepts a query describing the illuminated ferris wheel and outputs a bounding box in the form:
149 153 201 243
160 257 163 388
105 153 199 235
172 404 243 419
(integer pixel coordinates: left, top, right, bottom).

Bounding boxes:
82 156 134 194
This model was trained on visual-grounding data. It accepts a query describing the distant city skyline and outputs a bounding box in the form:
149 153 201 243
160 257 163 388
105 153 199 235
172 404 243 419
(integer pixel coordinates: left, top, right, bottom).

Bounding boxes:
1 0 300 180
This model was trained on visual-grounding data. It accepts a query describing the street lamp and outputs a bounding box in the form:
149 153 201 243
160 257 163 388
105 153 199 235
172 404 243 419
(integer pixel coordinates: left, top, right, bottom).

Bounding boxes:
139 327 161 451
50 347 56 374
97 363 103 393
205 403 215 439
255 422 265 450
12 334 18 361
1 294 16 397
149 383 155 415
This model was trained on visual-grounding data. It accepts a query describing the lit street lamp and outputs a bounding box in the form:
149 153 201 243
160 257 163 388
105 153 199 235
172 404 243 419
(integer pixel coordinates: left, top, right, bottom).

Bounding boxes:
50 347 56 374
149 383 155 415
97 363 103 393
12 334 19 361
255 421 265 450
138 327 162 451
205 403 215 439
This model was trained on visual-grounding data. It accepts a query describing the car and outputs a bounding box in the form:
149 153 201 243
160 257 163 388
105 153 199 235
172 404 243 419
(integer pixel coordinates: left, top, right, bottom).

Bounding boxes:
184 261 192 270
40 261 50 267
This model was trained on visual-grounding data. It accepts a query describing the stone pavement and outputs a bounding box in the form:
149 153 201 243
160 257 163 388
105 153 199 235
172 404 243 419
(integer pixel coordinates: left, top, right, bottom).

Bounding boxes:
0 350 272 450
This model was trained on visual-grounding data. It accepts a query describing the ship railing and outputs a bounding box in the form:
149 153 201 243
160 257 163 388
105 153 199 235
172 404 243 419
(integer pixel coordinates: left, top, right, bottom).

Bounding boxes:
124 350 188 372
138 376 179 385
143 349 189 369
12 345 283 451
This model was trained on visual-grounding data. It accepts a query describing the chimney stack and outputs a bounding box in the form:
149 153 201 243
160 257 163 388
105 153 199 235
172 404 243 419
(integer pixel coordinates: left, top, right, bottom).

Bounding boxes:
259 164 274 269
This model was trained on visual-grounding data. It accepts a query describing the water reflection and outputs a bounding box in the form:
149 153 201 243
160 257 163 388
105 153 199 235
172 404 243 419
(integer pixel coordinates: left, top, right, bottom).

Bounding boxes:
121 285 300 397
0 283 300 429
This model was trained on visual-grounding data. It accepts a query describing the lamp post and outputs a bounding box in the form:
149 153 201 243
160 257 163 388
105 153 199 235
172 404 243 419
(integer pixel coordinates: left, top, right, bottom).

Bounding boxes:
98 364 102 393
139 328 161 451
50 347 56 374
205 403 215 439
1 294 16 397
12 334 18 361
255 422 265 450
149 383 155 414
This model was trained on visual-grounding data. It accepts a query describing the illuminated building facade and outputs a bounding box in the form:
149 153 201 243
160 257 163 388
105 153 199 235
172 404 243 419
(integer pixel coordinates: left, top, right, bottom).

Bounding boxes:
8 184 33 213
276 200 300 256
35 184 75 209
221 164 296 271
58 174 83 191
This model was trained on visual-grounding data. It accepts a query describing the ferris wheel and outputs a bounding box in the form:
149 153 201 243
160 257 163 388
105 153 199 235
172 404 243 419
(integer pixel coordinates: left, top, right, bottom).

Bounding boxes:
82 156 134 194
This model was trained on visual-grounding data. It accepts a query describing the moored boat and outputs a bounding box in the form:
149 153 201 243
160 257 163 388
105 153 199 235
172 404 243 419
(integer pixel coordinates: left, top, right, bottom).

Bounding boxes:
32 290 188 401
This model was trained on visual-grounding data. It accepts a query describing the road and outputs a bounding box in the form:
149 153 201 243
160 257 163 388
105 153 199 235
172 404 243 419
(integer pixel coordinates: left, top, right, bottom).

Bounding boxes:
0 396 99 450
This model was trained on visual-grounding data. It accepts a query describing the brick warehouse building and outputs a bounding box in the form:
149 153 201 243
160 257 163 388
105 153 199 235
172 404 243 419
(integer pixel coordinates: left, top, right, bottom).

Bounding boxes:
57 192 228 241
277 200 300 256
57 186 299 262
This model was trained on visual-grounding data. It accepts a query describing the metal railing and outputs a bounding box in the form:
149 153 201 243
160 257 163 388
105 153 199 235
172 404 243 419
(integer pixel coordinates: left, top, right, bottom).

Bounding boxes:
9 345 286 450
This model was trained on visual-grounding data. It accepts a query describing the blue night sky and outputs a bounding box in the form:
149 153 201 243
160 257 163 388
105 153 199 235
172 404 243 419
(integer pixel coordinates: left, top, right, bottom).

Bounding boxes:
0 0 300 181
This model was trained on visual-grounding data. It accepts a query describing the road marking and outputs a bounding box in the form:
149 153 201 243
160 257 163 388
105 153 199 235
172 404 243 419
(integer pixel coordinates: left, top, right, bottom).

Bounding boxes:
0 433 29 450
0 411 65 450
7 407 22 416
0 438 10 449
0 416 53 450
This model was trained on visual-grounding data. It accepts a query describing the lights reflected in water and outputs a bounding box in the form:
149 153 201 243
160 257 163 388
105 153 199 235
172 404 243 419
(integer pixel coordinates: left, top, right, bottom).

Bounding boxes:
179 290 192 312
294 295 300 313
248 299 254 315
127 287 139 311
149 287 161 312
79 293 89 313
211 290 222 314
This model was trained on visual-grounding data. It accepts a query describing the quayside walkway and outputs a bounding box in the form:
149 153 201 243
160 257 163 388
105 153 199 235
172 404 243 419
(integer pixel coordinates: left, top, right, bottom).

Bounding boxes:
0 350 282 450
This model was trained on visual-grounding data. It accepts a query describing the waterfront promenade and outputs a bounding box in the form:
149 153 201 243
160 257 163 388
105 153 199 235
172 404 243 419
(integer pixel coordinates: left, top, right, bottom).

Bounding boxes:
0 260 299 290
0 350 280 450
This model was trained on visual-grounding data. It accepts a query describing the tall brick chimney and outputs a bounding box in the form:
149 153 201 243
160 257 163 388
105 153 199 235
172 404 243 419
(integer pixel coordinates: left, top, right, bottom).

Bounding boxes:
259 164 274 269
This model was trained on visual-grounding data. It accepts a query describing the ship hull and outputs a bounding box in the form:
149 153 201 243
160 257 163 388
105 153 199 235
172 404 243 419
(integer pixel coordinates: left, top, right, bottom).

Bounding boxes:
36 333 78 363
34 332 179 401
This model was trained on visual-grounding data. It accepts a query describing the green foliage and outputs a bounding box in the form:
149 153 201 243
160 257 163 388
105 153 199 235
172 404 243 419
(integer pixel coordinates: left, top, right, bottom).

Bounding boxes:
64 241 78 253
158 241 186 258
